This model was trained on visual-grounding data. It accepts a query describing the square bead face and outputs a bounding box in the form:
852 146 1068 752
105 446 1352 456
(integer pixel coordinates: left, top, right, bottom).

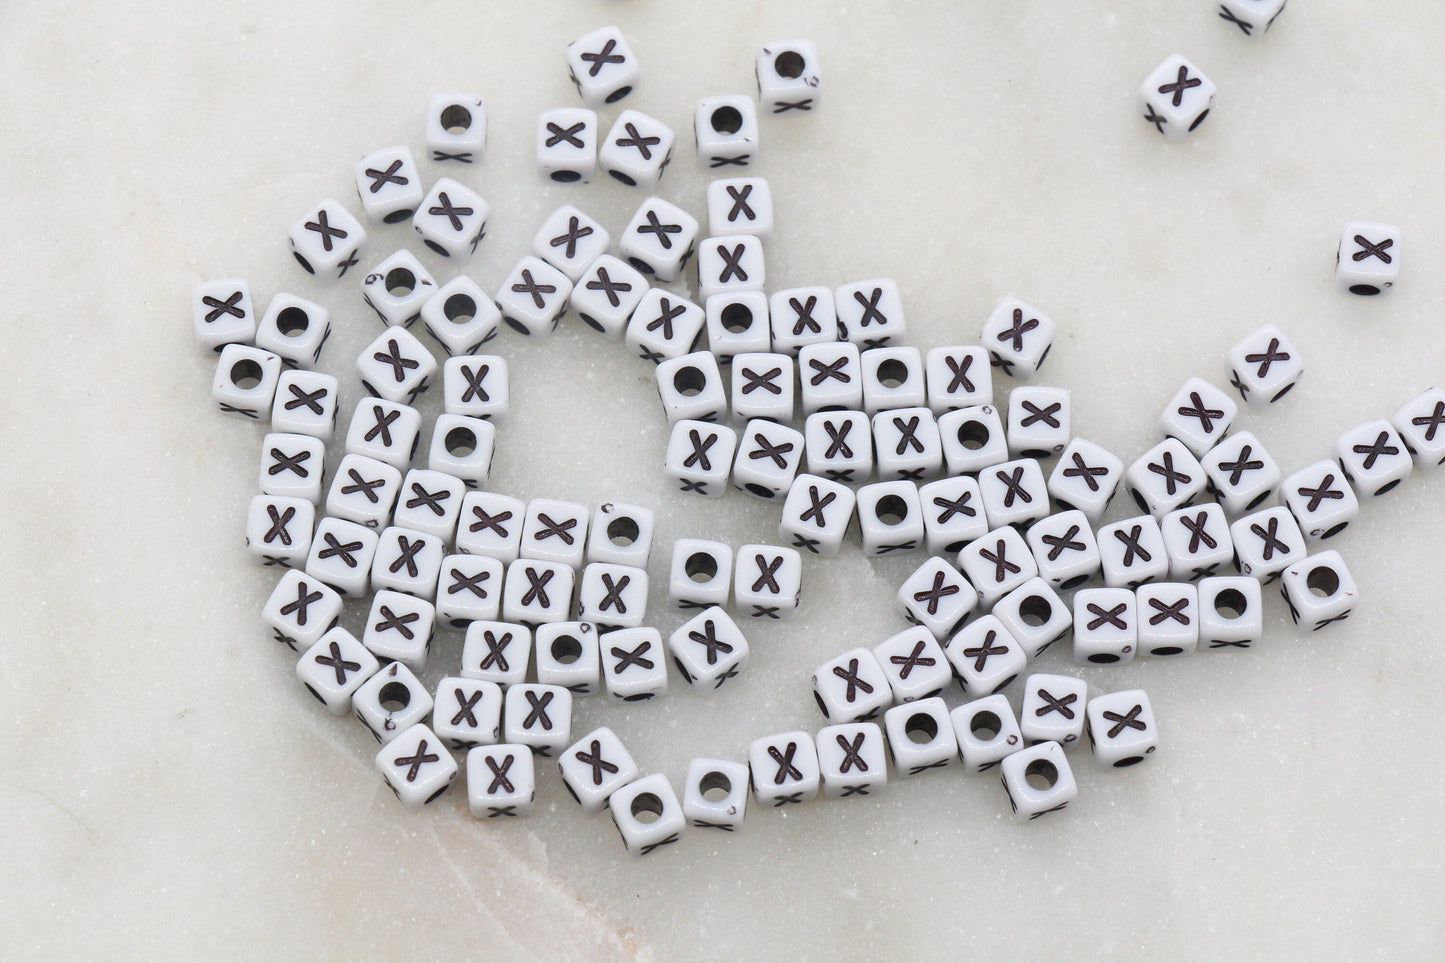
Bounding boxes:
665 420 737 497
1048 438 1123 522
297 628 378 714
992 578 1073 659
855 481 925 556
260 432 325 504
435 554 504 627
626 290 706 364
413 178 488 261
455 491 526 562
354 661 433 745
371 527 445 600
919 476 988 555
1136 583 1200 656
565 26 640 107
357 324 437 405
748 731 821 807
576 563 648 630
657 351 728 425
305 517 380 598
466 744 536 817
1335 419 1413 498
501 559 575 626
1072 588 1138 666
193 278 255 351
559 726 639 815
536 108 599 184
872 408 943 482
571 255 649 340
1197 577 1263 651
873 628 951 703
682 758 749 830
1226 324 1302 407
757 40 821 114
1202 431 1281 515
1097 515 1169 589
767 287 833 356
1393 388 1445 470
1336 221 1400 296
502 683 572 757
709 177 774 243
213 344 282 421
1006 386 1071 459
733 421 804 499
1280 550 1358 631
587 503 655 568
426 94 487 163
245 495 314 568
938 405 1010 476
1160 377 1237 458
1000 740 1078 820
376 724 457 810
803 411 872 483
812 647 891 721
1126 438 1206 517
978 458 1049 529
534 204 610 282
272 370 340 440
780 474 856 558
1086 690 1159 768
697 235 765 301
896 556 977 641
925 346 992 413
861 347 927 414
1024 510 1101 591
609 774 686 856
1229 506 1306 583
461 620 533 688
883 698 958 777
520 499 589 569
423 277 502 358
362 589 436 670
959 526 1038 606
263 569 343 652
289 199 366 282
1019 674 1089 749
354 145 424 225
798 341 863 413
945 614 1026 698
982 298 1054 379
255 293 331 369
599 110 675 190
1139 54 1215 142
950 695 1024 773
345 399 421 471
1160 503 1234 580
1218 0 1288 37
618 196 698 281
361 250 436 328
816 722 888 798
495 256 574 339
705 291 772 361
599 627 668 702
668 539 733 611
668 606 750 691
429 415 496 489
695 95 760 168
731 352 795 426
393 469 465 543
835 279 905 348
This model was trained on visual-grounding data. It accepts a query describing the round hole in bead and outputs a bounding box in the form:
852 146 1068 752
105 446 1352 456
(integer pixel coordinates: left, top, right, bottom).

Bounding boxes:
957 420 990 451
774 50 806 78
970 711 1001 741
383 209 413 225
1349 283 1381 296
720 301 753 333
905 713 938 745
991 674 1018 694
1060 574 1089 591
709 105 743 135
384 268 416 298
1114 755 1145 768
550 634 583 665
876 358 909 389
276 306 310 337
630 792 664 824
685 552 718 582
378 681 412 712
230 358 263 390
445 427 477 457
744 483 776 498
1018 595 1053 627
607 516 640 546
699 771 732 802
443 294 476 325
1187 108 1210 132
608 169 637 187
1150 646 1184 657
1131 488 1150 513
874 494 909 526
1321 521 1349 539
1306 565 1340 598
628 256 655 275
1213 588 1248 620
1088 652 1120 664
1024 758 1058 790
1374 479 1401 496
604 85 632 104
673 366 706 397
440 104 472 134
551 169 582 184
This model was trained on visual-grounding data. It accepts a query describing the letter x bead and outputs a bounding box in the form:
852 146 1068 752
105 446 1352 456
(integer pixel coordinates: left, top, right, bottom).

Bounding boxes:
1393 388 1445 471
560 726 640 815
780 473 857 558
895 555 977 641
376 723 458 809
873 627 952 704
1085 690 1159 768
1334 419 1413 498
748 731 821 807
812 647 891 721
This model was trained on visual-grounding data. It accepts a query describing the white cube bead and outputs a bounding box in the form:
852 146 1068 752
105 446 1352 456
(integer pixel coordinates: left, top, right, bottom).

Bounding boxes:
873 407 943 482
502 683 572 757
441 355 509 423
978 458 1050 529
245 495 314 569
502 559 575 627
1001 740 1077 820
495 256 573 340
426 93 486 163
571 254 649 341
360 250 435 329
1225 324 1302 408
354 661 433 745
950 695 1024 773
305 517 379 598
255 293 331 369
357 324 436 406
263 569 342 652
1393 388 1445 470
625 289 706 364
428 414 494 489
432 677 502 750
709 177 773 243
1097 514 1169 589
1336 221 1400 297
297 627 377 713
925 345 992 413
1335 419 1413 498
668 539 733 611
731 352 795 425
533 204 610 282
1072 587 1138 666
732 420 804 500
213 344 281 421
565 26 640 107
559 726 640 815
345 399 421 471
1126 438 1206 516
938 404 1010 476
1048 438 1123 523
798 341 863 413
946 615 1027 698
1229 506 1306 583
192 278 255 352
618 196 698 282
1019 673 1089 749
600 627 668 702
874 627 951 704
362 589 436 670
756 40 821 114
435 554 503 627
919 476 988 556
896 556 977 641
521 499 589 569
735 544 801 621
1160 502 1234 580
461 620 532 688
1197 576 1263 651
260 432 325 505
1281 461 1358 545
748 731 821 808
861 346 927 414
695 95 760 169
413 178 488 262
423 277 502 358
769 286 834 356
982 297 1055 380
271 369 340 441
1160 378 1237 458
958 525 1038 606
456 491 525 563
817 722 888 798
856 481 925 556
665 420 737 497
1218 0 1288 37
668 606 750 692
1024 510 1101 590
288 199 366 283
1202 431 1281 515
812 647 891 722
682 758 749 830
466 744 535 818
585 503 654 568
610 774 686 856
577 563 648 630
599 110 675 190
534 621 602 695
993 577 1073 659
376 724 457 809
393 469 465 544
1007 385 1071 458
1086 690 1160 768
1136 582 1200 657
883 698 957 777
1139 54 1215 142
536 107 599 184
780 474 856 558
835 278 905 348
705 291 772 360
803 411 872 483
1279 550 1359 632
353 145 423 226
657 351 728 425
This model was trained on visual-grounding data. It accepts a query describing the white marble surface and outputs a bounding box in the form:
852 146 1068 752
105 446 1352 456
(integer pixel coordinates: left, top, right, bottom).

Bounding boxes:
4 0 1445 958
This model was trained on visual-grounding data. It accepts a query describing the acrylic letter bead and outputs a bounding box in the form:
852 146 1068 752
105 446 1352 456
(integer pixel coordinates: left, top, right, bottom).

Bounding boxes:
925 346 992 414
1086 690 1159 768
874 627 951 703
393 469 465 544
668 539 733 611
377 724 457 809
423 278 502 359
495 256 573 340
861 346 927 414
798 341 863 414
883 698 957 777
357 325 436 405
709 177 774 243
600 627 668 702
1335 419 1412 498
502 683 572 757
664 420 737 497
732 420 804 499
362 589 436 671
1006 385 1070 459
657 351 728 425
1202 431 1281 515
289 199 365 283
260 432 325 505
360 250 435 329
1229 506 1305 583
873 408 943 482
371 527 445 600
1135 582 1199 656
695 94 760 169
769 287 834 357
213 344 281 421
1282 461 1358 545
992 578 1073 660
263 569 342 652
705 292 772 361
520 499 589 570
817 722 888 798
599 110 674 190
271 369 339 441
982 297 1054 379
1071 587 1138 665
432 677 503 751
501 559 575 627
748 731 820 807
668 606 750 691
1025 510 1101 591
586 502 654 568
354 661 433 745
413 178 488 262
577 564 648 630
560 726 640 815
192 278 255 352
698 232 766 300
1393 388 1445 470
610 774 686 856
683 758 750 830
626 289 706 364
536 107 599 184
812 647 891 722
426 93 486 163
1126 438 1206 517
978 458 1050 529
619 196 698 282
1336 222 1400 297
566 25 640 107
958 525 1038 607
1160 502 1233 580
1226 324 1303 408
757 40 821 115
245 495 314 569
855 481 925 556
305 516 379 598
353 145 423 226
1217 0 1288 38
1279 550 1358 631
1001 740 1077 820
1048 438 1123 523
456 490 525 563
533 204 609 283
1139 54 1215 142
297 627 377 713
835 279 905 348
1197 576 1263 651
428 414 494 489
731 352 795 425
896 556 977 641
946 615 1027 698
803 411 872 483
345 399 421 471
467 744 535 818
938 405 1011 476
1019 673 1089 749
919 476 988 555
571 255 649 341
461 620 532 689
255 293 331 370
780 474 856 558
435 553 503 627
1097 514 1169 589
950 695 1024 773
1160 378 1237 458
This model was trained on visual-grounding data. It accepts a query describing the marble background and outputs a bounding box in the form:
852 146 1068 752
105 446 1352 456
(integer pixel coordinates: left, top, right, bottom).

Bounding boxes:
3 0 1444 958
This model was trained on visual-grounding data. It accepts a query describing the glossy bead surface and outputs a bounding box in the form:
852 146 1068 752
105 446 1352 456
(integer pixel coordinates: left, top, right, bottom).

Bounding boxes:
413 177 489 261
305 516 379 598
992 577 1072 660
297 627 378 713
455 491 526 563
1336 221 1400 297
263 569 343 653
873 627 951 704
1006 385 1070 458
945 615 1027 698
694 94 760 169
536 107 600 184
950 695 1024 773
732 420 804 499
354 661 433 745
192 278 255 352
495 256 573 340
1048 438 1123 523
353 145 424 225
1197 576 1263 651
255 293 331 369
393 469 466 543
270 369 340 441
667 539 733 611
609 774 686 857
559 726 640 815
502 683 572 757
599 109 675 190
748 731 820 808
599 627 668 702
1225 324 1302 408
938 405 1010 476
978 458 1050 529
1097 514 1169 589
812 647 891 722
434 553 504 627
344 399 421 471
668 606 749 691
1071 587 1138 666
625 289 707 364
816 722 888 798
565 26 640 107
1086 689 1159 768
362 589 436 670
730 352 795 425
466 744 535 818
533 621 602 695
1229 506 1306 583
1160 503 1234 580
1279 550 1358 631
682 758 750 830
779 474 856 558
1139 54 1215 142
958 525 1037 607
1335 419 1413 498
896 555 977 641
708 177 774 243
426 94 487 163
883 698 958 777
981 297 1054 380
1125 438 1206 517
756 40 821 115
501 558 575 626
432 677 503 750
919 476 988 556
571 255 649 341
376 724 457 810
1000 740 1077 820
1024 510 1100 591
856 481 925 556
213 344 281 421
664 420 737 497
656 351 728 425
357 324 436 405
461 620 533 688
360 250 435 328
245 495 314 569
1019 673 1089 748
835 279 905 348
261 432 325 505
423 278 502 358
618 196 697 281
925 345 992 413
288 199 366 283
1202 431 1281 515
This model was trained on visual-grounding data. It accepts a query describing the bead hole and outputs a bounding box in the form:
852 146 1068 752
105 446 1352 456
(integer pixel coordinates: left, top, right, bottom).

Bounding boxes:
710 105 743 135
685 552 718 582
673 366 706 398
550 634 583 665
276 306 310 337
699 771 732 801
230 359 263 390
1306 566 1340 598
630 792 664 824
445 427 477 457
1018 595 1052 627
440 104 473 134
384 268 416 297
970 710 1001 741
774 50 806 79
875 494 909 526
1024 758 1058 791
720 301 754 333
443 294 476 324
957 420 990 451
1214 588 1248 620
607 516 640 546
378 681 412 712
905 713 939 745
876 358 909 389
